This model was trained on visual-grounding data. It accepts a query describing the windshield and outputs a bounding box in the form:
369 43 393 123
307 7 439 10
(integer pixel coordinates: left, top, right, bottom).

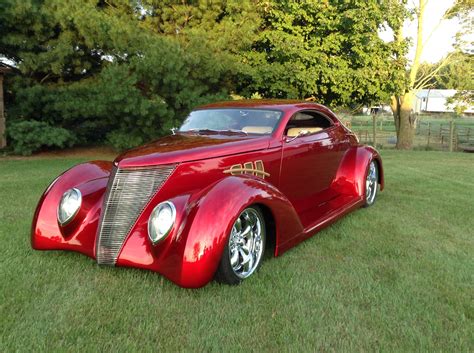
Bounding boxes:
179 109 282 135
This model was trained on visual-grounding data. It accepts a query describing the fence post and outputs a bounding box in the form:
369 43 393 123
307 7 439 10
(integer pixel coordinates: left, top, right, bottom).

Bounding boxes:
439 124 443 137
372 114 376 147
427 122 431 147
467 127 471 142
449 120 455 152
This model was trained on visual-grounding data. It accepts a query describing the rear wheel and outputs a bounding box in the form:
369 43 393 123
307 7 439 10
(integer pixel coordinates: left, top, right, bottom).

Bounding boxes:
364 160 379 207
215 206 266 285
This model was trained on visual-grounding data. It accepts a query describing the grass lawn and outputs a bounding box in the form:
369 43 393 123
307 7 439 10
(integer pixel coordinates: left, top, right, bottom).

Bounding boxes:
1 150 473 352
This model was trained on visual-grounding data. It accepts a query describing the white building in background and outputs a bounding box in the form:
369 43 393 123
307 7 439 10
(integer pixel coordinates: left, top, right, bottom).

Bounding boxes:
414 89 474 114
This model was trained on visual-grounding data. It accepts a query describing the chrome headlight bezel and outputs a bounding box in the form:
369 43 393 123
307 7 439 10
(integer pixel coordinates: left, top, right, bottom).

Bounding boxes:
57 188 82 226
148 201 176 245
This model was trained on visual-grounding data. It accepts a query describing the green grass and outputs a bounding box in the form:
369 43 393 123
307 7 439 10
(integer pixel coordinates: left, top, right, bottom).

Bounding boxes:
1 151 473 352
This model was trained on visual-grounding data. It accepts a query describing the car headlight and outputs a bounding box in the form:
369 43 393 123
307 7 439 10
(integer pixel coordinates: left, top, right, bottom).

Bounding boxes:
148 201 176 245
57 188 82 226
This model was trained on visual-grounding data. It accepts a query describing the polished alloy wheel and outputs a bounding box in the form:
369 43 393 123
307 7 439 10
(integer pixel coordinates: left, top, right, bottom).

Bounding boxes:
365 161 378 205
228 208 265 279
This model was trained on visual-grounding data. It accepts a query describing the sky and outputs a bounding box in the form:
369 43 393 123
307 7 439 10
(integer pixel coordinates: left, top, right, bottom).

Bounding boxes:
380 0 463 63
405 0 461 63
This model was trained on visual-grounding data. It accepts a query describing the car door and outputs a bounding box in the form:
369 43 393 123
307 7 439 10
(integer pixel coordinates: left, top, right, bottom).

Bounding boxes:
278 110 347 228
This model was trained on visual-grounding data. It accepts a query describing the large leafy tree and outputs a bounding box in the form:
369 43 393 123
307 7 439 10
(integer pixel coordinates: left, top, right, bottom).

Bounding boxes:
235 0 407 108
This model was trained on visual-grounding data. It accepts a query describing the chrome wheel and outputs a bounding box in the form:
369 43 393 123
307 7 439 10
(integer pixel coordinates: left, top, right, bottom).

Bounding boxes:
365 161 378 205
228 208 265 279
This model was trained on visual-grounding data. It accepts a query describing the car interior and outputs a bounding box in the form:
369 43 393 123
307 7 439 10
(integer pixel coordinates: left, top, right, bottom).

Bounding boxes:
285 111 332 137
239 110 281 134
241 126 273 134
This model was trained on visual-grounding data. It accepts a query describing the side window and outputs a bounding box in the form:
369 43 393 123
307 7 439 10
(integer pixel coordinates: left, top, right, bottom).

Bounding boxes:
285 111 333 137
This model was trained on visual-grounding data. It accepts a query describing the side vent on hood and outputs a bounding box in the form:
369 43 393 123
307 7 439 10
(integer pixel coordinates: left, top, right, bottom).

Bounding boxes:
96 164 176 265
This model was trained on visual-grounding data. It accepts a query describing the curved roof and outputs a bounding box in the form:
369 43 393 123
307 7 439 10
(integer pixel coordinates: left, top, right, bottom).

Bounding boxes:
197 99 322 111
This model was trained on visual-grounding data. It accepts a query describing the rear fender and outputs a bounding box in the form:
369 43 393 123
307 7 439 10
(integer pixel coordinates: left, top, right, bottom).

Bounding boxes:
332 146 384 198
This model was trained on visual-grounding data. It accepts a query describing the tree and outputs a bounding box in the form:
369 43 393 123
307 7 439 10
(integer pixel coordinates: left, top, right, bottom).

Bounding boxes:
235 0 407 108
0 0 410 153
445 0 474 40
390 0 426 150
391 0 473 149
0 0 237 152
444 0 474 115
139 0 408 107
416 52 473 90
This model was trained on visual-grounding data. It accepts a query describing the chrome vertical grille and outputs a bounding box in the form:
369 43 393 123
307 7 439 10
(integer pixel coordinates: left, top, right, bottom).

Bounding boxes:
96 164 176 265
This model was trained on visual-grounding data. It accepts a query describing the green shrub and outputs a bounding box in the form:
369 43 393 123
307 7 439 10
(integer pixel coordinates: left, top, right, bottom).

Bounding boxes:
7 120 75 155
106 130 146 151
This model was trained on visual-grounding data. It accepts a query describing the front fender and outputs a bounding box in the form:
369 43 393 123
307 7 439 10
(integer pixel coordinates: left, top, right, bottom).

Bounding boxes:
116 175 303 288
180 175 303 287
31 161 113 258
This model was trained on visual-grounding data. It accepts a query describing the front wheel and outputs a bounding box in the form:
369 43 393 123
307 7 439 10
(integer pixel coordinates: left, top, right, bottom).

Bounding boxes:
364 160 379 207
215 206 266 285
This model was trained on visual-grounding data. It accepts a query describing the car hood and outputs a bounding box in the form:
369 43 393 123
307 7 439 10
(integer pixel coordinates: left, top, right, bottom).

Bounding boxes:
115 134 272 168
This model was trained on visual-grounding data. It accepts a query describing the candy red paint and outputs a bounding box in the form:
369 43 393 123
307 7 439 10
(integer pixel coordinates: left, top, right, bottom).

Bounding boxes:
31 100 384 288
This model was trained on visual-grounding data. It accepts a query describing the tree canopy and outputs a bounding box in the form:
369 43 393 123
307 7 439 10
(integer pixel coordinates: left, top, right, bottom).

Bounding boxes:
0 0 407 154
237 0 407 105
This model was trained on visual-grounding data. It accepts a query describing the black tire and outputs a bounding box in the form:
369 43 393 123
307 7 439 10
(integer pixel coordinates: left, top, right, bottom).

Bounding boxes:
215 206 266 285
363 160 379 207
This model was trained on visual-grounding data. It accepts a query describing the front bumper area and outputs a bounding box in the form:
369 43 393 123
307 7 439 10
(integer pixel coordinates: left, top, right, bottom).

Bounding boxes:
31 161 221 288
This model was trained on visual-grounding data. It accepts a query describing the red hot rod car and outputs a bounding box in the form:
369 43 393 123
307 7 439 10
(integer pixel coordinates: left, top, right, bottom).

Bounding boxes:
32 100 383 288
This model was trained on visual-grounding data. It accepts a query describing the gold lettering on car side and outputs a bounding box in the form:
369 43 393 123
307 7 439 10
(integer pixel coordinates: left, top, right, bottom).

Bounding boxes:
223 160 270 179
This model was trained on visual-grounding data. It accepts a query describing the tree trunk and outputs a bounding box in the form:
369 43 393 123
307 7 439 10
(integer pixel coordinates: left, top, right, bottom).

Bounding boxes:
0 74 5 149
390 95 400 139
389 1 427 151
392 92 416 150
